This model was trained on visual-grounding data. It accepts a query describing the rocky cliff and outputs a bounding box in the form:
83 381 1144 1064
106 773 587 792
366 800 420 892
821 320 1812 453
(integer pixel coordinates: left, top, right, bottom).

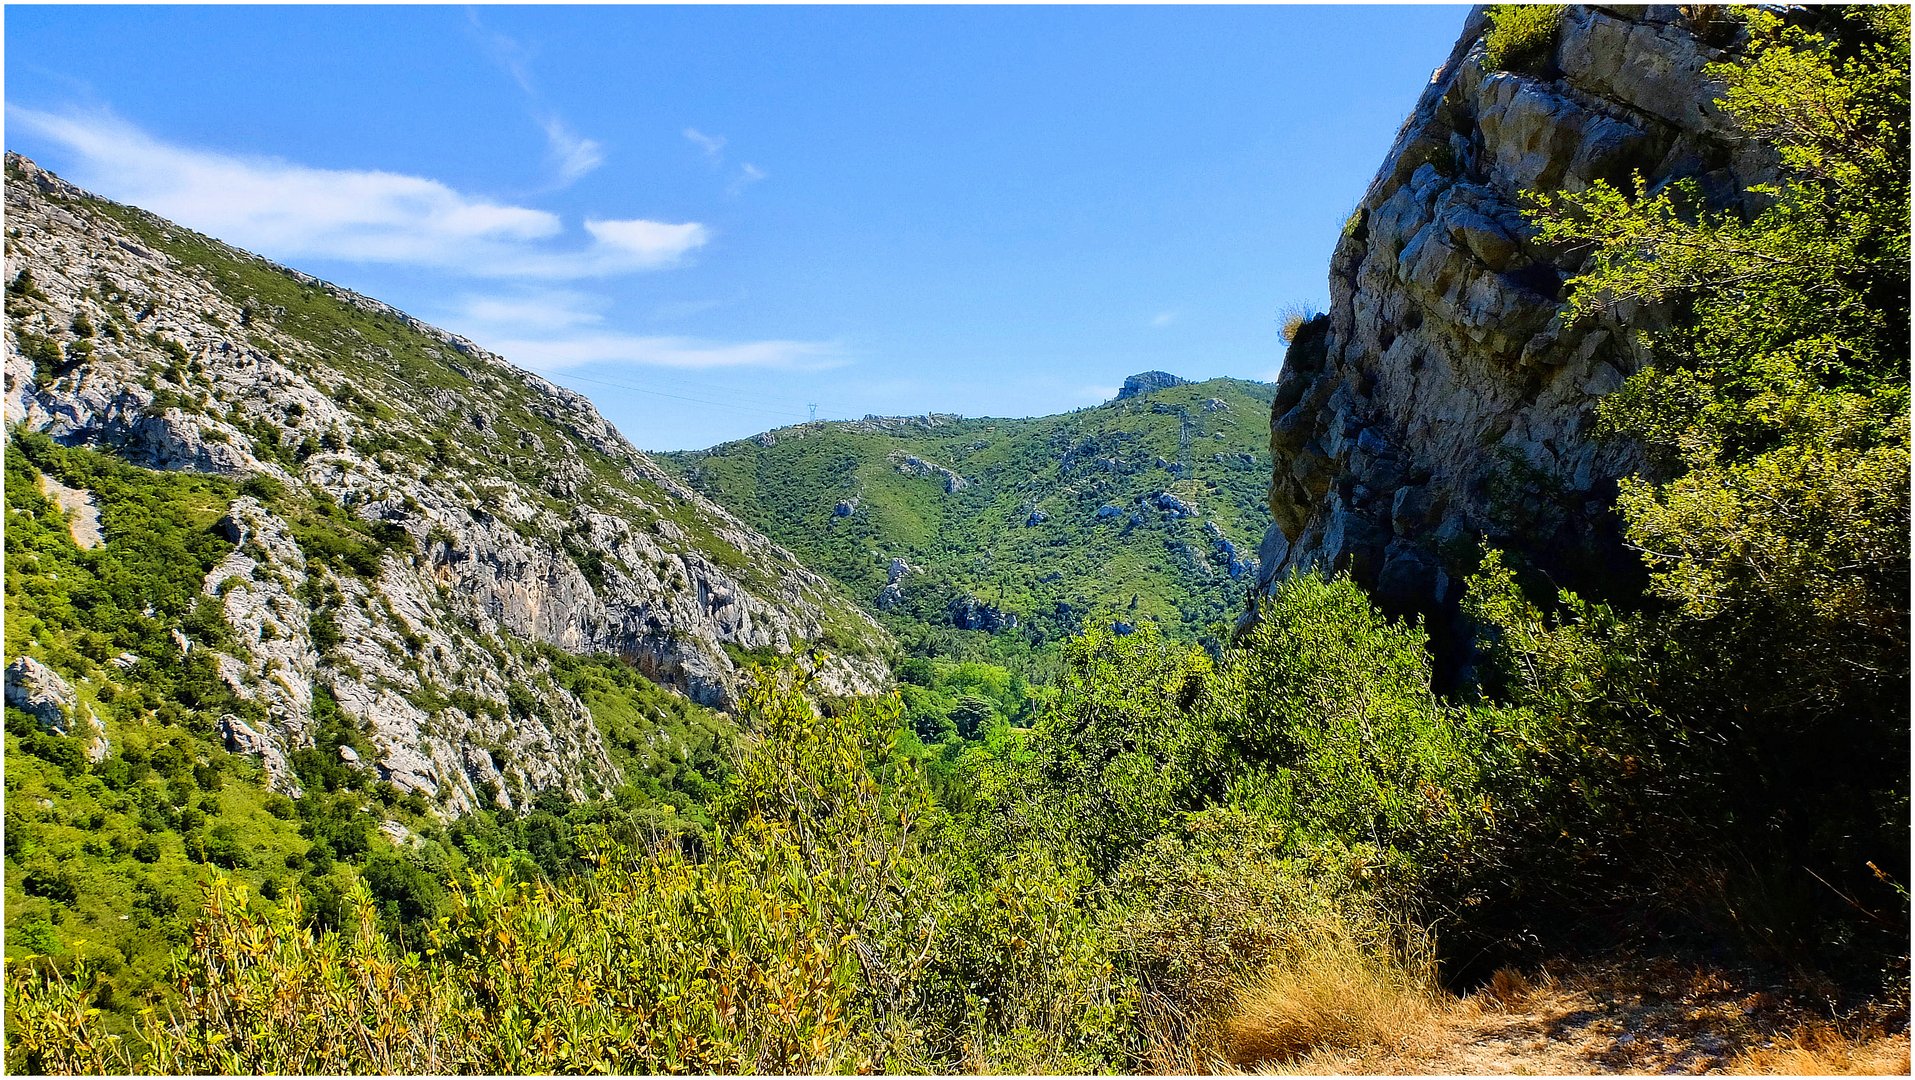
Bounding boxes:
4 154 889 813
1257 5 1776 628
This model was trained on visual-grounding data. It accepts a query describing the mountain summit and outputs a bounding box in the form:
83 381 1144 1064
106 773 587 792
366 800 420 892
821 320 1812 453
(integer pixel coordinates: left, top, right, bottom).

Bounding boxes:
1114 371 1190 400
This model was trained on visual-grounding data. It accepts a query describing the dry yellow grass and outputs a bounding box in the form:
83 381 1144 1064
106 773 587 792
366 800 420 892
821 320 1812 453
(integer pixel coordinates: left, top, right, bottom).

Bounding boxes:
1277 304 1317 346
1729 1024 1912 1076
1223 952 1913 1077
1219 927 1445 1070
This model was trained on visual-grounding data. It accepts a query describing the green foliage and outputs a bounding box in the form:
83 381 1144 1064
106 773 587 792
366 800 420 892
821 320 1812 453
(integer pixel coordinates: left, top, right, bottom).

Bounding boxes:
1230 576 1501 869
1500 6 1910 974
1482 4 1565 73
546 646 734 827
5 668 1131 1073
664 377 1278 674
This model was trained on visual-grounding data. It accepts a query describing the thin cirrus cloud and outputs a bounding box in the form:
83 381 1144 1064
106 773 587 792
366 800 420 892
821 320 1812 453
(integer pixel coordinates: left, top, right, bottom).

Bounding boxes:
468 11 604 188
685 127 766 196
453 289 607 334
538 114 605 186
8 106 704 279
447 291 843 375
728 162 768 196
482 332 846 374
683 127 727 162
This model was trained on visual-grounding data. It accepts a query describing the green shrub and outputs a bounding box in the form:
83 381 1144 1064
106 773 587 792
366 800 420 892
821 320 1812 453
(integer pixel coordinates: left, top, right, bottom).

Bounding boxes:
1483 4 1564 73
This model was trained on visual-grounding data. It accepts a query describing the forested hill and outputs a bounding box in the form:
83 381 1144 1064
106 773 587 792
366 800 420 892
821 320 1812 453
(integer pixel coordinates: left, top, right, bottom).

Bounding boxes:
663 375 1279 666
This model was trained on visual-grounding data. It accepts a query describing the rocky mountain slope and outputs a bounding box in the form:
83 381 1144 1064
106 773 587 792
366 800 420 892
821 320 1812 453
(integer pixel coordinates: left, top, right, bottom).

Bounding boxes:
4 154 889 815
664 375 1278 661
1258 5 1778 628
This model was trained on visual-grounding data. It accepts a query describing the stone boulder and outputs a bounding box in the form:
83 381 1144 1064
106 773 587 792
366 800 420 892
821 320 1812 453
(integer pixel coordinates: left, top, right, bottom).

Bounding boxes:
218 713 302 796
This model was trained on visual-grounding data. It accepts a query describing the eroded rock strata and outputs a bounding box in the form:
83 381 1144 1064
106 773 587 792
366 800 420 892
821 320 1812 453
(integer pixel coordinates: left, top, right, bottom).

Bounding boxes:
1258 5 1776 627
5 154 890 813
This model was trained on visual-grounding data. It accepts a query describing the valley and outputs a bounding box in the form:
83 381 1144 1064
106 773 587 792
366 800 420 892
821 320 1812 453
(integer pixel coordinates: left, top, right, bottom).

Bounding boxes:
4 4 1909 1075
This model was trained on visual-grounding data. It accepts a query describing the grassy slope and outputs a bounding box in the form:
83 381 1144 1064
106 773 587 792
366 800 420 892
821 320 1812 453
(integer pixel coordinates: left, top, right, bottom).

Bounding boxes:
4 167 765 1026
4 434 738 1029
664 377 1278 670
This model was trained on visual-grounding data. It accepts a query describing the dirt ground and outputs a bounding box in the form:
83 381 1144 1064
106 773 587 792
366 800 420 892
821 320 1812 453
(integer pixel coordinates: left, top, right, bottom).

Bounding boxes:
1257 957 1910 1076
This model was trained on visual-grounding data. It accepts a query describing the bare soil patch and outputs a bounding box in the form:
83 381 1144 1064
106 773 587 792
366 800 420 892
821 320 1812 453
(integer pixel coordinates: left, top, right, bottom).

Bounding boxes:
38 473 103 549
1238 957 1909 1076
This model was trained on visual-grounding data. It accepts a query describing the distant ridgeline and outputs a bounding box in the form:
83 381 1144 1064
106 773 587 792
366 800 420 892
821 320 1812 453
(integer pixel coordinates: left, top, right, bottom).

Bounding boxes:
663 375 1279 671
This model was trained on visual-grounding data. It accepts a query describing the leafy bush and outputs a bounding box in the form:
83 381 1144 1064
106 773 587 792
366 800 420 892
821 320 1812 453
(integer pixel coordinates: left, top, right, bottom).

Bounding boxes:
1483 4 1564 73
1511 5 1910 974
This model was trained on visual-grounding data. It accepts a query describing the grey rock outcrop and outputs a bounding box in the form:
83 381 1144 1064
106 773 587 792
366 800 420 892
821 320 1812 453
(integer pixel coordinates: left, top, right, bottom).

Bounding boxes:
892 453 970 493
218 713 300 796
1258 6 1776 625
1148 492 1196 519
1115 371 1190 400
5 656 107 763
5 154 892 814
948 596 1017 633
6 657 76 732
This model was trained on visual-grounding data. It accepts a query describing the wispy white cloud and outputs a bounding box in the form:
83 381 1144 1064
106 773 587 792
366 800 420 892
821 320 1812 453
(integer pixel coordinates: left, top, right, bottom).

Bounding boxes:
584 218 709 266
650 297 726 321
10 107 705 279
683 127 727 163
539 115 604 186
728 163 768 196
1149 311 1178 328
483 333 846 373
446 290 835 374
469 13 604 187
452 289 605 334
686 129 767 197
468 10 536 94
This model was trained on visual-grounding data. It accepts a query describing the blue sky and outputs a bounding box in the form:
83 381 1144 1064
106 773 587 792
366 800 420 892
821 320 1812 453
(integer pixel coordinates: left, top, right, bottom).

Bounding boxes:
7 5 1468 450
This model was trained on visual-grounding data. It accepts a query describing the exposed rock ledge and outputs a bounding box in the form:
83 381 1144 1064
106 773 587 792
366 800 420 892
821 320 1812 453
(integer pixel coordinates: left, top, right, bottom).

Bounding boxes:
1255 5 1778 641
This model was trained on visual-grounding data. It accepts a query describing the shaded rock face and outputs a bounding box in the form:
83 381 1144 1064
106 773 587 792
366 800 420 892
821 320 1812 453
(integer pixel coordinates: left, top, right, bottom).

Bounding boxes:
947 597 1017 633
5 657 107 763
1116 371 1191 400
1258 6 1776 630
5 155 891 814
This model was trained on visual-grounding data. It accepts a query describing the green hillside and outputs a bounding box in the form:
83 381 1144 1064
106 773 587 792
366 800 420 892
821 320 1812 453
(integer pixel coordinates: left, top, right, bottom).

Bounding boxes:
664 375 1279 670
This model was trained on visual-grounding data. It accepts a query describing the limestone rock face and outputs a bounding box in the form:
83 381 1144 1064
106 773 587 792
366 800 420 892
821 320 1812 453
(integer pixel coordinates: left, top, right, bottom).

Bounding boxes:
1115 371 1191 400
5 657 107 763
1258 5 1776 624
5 154 891 814
6 657 76 733
891 452 970 493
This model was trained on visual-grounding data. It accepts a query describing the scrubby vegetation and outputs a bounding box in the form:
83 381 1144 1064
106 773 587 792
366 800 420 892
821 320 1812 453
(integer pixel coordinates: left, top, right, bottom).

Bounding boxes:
7 580 1517 1073
5 5 1907 1074
664 377 1278 677
1513 3 1909 985
1483 4 1565 73
2 431 744 1046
